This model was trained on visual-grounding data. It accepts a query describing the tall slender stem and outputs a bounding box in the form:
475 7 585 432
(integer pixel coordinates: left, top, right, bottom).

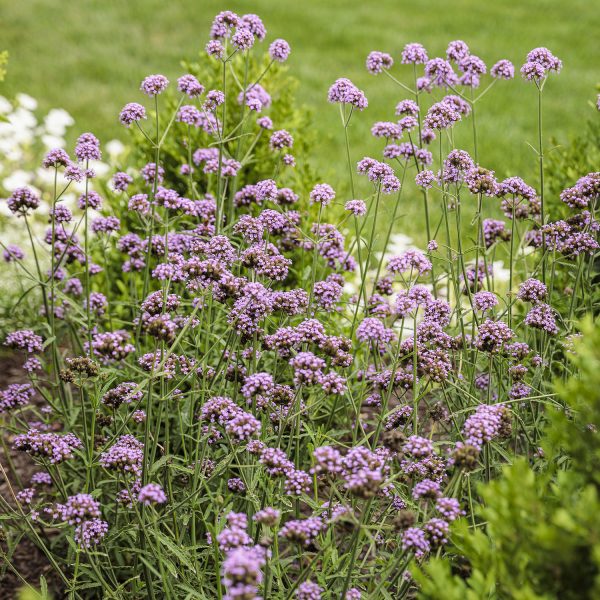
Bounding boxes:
537 85 547 284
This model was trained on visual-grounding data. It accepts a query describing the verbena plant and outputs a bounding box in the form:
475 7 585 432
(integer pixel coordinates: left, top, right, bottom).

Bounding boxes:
0 10 598 600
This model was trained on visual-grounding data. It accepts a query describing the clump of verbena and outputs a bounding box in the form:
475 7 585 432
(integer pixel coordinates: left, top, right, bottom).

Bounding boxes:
0 10 598 600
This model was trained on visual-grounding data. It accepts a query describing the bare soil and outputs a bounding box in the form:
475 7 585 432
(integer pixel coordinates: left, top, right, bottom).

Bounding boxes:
0 353 63 599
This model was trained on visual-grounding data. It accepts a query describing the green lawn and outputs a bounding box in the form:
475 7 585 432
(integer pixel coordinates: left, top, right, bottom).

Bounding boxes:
2 0 598 189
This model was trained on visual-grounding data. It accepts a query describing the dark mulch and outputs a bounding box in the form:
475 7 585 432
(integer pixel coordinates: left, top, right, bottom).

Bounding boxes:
0 353 63 599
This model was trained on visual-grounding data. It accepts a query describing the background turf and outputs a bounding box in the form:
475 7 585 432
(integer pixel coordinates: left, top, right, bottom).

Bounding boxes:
2 0 598 188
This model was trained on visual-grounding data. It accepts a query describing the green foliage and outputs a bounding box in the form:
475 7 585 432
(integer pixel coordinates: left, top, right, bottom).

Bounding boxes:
18 577 51 600
546 320 600 485
0 50 8 83
417 463 600 599
547 110 600 198
415 319 600 599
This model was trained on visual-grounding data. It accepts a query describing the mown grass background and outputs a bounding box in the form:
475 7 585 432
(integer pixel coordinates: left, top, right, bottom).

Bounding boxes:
2 0 599 230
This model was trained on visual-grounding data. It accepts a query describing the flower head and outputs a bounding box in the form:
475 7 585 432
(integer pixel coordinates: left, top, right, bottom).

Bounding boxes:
424 58 458 87
491 59 515 79
230 27 253 51
310 183 335 206
138 483 167 505
328 78 368 110
366 51 393 74
8 187 40 215
423 101 460 130
401 43 428 64
43 148 70 168
140 74 169 96
345 199 367 216
521 47 562 82
241 14 266 39
446 40 470 62
119 103 146 127
177 74 204 98
75 132 101 161
270 39 291 62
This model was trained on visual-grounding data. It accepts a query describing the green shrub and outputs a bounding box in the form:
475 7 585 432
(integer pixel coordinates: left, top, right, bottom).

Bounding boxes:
415 319 600 599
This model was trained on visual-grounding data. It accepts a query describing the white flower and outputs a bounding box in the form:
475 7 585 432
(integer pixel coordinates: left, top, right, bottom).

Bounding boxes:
3 169 34 191
0 95 12 114
8 108 37 140
0 121 12 137
16 93 38 111
89 160 110 177
64 176 86 194
520 245 536 257
105 139 125 157
395 318 417 340
60 193 77 211
387 233 414 256
378 233 424 266
0 202 12 217
43 108 74 136
35 167 57 185
343 279 358 296
0 137 24 161
41 134 66 149
492 260 510 283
